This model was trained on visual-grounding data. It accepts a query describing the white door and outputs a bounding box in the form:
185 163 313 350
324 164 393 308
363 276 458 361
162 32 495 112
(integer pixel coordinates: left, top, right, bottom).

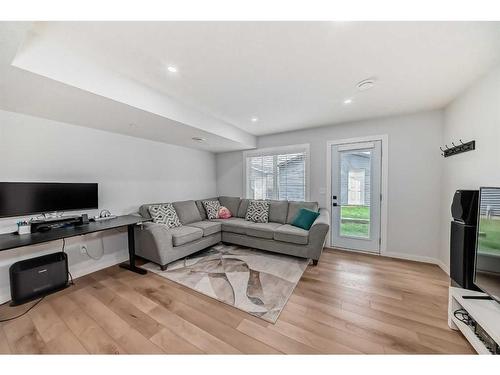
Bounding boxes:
331 140 382 253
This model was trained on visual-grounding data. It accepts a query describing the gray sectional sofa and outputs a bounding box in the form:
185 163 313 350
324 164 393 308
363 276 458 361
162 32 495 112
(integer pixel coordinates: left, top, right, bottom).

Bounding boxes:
135 196 330 269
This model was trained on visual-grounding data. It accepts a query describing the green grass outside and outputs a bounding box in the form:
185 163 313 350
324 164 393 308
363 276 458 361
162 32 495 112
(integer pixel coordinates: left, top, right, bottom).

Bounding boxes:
340 205 370 238
341 222 370 238
478 217 500 256
341 205 370 220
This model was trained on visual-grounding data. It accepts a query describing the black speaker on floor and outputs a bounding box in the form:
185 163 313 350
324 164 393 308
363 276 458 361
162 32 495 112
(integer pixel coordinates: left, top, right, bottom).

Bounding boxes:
9 252 69 306
450 189 479 290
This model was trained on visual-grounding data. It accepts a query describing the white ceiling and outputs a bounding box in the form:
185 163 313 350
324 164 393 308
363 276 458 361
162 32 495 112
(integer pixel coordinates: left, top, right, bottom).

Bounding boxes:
1 21 500 150
0 22 256 153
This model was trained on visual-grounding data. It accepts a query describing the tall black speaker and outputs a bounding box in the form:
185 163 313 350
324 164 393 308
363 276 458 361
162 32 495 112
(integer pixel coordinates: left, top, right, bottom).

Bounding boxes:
450 221 477 289
450 189 479 290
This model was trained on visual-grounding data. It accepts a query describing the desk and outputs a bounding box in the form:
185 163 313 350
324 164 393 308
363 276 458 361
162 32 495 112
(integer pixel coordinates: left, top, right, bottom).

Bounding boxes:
0 215 150 275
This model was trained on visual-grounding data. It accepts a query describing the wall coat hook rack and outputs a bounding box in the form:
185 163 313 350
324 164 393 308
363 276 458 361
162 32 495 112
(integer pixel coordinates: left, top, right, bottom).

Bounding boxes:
440 139 475 158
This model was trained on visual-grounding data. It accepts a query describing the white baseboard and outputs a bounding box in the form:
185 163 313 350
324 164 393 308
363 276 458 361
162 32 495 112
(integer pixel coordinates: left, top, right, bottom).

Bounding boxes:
382 251 438 264
325 246 450 275
68 249 128 280
381 251 450 275
0 249 129 304
435 259 450 276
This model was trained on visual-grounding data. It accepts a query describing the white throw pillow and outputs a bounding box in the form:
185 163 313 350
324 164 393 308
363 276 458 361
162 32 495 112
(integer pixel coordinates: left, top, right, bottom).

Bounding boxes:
245 200 270 223
148 203 181 228
203 200 221 220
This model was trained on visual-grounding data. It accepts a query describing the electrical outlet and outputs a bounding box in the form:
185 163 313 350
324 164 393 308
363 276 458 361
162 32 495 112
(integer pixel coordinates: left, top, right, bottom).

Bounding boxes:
80 245 87 255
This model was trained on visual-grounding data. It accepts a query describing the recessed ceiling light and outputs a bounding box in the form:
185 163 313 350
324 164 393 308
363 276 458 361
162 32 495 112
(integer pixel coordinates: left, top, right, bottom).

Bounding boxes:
167 66 178 73
357 78 376 91
192 136 206 142
251 117 259 122
343 99 353 105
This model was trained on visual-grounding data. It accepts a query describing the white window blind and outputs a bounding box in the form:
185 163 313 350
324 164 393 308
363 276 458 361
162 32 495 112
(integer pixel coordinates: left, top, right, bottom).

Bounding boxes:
348 169 365 205
245 145 309 201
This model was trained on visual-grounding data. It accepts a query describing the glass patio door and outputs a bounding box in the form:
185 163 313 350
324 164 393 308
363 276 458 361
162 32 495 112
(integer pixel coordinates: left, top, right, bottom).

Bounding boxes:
330 141 382 253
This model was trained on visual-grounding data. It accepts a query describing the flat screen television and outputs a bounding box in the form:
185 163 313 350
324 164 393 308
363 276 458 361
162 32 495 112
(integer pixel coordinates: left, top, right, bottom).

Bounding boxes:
0 182 98 218
475 187 500 303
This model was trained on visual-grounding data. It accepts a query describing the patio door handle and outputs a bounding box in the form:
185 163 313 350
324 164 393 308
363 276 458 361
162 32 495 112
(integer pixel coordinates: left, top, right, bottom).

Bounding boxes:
332 195 338 207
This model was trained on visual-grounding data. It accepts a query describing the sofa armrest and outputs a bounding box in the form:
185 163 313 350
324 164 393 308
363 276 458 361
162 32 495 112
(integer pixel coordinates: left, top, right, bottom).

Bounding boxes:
135 222 174 265
311 208 330 228
307 208 330 260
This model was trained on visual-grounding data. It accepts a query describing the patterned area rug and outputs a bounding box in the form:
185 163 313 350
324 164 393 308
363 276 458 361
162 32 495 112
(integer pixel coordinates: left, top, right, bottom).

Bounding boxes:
142 243 309 323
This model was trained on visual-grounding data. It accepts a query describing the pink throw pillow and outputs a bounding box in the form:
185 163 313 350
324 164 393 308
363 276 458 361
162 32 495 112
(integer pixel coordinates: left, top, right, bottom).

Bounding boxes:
218 206 232 219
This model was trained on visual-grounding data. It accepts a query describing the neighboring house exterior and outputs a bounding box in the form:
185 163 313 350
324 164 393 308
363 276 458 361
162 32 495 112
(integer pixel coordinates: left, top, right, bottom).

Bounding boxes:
276 154 306 201
248 153 306 201
248 151 371 205
480 189 500 217
339 151 371 206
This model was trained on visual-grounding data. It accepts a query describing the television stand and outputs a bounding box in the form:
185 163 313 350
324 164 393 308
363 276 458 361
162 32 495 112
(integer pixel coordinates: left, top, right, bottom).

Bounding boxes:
462 295 494 300
449 286 500 354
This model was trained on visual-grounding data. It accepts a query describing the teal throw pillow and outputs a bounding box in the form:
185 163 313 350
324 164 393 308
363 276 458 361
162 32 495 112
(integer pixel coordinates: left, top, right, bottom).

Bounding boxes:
291 208 320 230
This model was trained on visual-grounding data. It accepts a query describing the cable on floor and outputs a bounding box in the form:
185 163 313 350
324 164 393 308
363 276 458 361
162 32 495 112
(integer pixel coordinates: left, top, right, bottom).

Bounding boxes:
0 297 44 323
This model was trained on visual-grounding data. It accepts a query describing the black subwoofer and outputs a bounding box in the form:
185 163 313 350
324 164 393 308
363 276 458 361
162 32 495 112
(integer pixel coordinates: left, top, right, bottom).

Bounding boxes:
9 252 69 306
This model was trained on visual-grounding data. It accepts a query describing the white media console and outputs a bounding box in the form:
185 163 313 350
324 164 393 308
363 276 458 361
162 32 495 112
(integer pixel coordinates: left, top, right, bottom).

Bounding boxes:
448 286 500 354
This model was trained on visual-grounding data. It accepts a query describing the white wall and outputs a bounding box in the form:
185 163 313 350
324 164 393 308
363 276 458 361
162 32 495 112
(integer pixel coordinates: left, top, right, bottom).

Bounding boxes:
217 110 444 264
439 65 500 272
0 109 217 303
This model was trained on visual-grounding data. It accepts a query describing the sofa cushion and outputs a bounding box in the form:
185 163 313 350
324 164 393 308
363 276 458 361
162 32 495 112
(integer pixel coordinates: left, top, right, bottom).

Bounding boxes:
148 203 181 228
291 208 320 230
217 217 253 234
210 217 239 222
187 221 221 237
268 200 288 224
170 226 203 246
245 200 270 223
274 224 309 245
246 222 282 240
173 200 202 225
195 197 218 220
237 199 250 218
218 196 241 217
203 200 221 219
286 201 319 224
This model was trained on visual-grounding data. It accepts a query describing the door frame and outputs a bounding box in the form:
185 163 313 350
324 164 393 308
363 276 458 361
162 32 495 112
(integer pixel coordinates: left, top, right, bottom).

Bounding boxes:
326 135 388 255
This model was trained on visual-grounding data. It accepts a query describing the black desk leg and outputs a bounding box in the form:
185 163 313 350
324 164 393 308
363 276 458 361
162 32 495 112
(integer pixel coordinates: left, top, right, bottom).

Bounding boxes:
119 224 147 275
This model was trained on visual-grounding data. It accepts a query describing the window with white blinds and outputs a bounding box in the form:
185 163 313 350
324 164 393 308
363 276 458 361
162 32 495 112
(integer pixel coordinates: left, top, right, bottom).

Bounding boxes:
244 144 309 201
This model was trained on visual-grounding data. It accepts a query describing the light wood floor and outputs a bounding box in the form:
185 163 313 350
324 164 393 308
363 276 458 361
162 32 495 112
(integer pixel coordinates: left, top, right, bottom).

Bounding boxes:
0 248 474 354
